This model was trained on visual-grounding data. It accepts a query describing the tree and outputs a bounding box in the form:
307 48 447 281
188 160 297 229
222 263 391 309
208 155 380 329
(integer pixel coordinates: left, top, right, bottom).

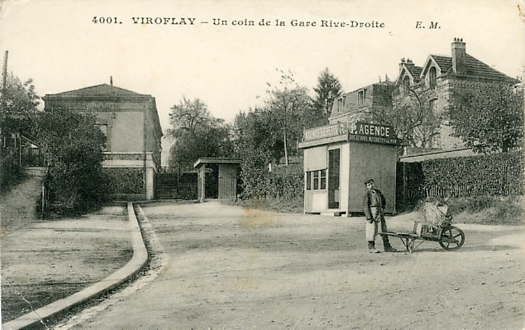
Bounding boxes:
391 87 441 148
35 105 107 216
167 97 212 138
166 97 233 170
263 69 314 165
313 68 342 122
367 86 441 149
446 83 524 153
0 73 39 136
0 73 40 190
232 109 275 198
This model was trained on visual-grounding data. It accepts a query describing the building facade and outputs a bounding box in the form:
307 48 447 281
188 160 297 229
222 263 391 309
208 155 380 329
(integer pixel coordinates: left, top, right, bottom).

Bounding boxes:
329 82 395 125
330 38 518 152
43 83 162 200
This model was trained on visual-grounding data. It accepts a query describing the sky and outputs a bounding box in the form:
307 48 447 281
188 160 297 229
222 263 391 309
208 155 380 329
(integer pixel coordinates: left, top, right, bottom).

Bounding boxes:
1 0 523 162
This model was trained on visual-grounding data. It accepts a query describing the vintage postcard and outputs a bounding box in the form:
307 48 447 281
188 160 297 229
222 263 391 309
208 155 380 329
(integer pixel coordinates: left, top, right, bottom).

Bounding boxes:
1 0 523 329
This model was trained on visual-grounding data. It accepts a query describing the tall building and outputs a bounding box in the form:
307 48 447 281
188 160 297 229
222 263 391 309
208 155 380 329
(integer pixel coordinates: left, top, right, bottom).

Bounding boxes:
43 82 162 200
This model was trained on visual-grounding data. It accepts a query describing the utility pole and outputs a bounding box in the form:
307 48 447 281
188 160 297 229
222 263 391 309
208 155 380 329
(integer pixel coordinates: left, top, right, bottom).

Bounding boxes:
0 51 7 191
2 51 7 89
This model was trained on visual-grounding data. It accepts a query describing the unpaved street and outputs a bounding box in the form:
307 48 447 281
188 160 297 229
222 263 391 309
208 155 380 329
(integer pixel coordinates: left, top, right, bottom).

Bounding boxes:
58 201 524 330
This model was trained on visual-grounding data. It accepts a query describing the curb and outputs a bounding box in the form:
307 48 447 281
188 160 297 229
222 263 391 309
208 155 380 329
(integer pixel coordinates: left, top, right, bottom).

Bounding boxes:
3 203 149 330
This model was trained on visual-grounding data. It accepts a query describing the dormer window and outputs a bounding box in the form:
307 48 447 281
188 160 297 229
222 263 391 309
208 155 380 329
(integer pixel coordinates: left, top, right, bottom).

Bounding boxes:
429 67 437 89
357 89 366 106
403 76 410 93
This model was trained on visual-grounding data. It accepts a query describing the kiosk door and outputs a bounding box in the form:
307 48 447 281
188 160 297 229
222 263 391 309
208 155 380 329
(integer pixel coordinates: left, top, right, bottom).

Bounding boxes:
328 149 340 209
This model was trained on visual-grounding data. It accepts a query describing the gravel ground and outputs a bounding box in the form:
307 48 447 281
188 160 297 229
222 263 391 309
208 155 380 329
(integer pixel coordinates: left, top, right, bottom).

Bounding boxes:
50 201 525 330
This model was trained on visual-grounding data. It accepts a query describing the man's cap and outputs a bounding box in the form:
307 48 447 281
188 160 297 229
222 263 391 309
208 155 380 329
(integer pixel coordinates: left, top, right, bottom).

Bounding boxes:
364 178 374 185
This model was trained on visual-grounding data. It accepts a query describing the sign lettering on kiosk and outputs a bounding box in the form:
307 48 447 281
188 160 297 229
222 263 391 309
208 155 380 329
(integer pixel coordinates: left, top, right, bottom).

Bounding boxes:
301 122 399 145
353 122 393 138
303 123 343 141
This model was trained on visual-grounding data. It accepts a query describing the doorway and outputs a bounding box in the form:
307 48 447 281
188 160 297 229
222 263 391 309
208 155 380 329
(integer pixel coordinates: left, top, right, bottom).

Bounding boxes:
328 148 340 209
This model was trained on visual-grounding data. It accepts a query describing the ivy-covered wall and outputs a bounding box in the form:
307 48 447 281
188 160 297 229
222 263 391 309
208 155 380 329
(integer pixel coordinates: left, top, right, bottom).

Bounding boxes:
103 168 144 198
410 151 523 199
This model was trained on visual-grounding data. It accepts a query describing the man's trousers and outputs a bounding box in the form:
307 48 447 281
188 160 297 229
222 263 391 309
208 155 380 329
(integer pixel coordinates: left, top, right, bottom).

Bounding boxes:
366 207 390 246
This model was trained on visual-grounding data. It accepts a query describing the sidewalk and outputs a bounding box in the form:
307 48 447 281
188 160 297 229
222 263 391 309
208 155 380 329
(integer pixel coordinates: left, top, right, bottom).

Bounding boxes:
1 203 148 330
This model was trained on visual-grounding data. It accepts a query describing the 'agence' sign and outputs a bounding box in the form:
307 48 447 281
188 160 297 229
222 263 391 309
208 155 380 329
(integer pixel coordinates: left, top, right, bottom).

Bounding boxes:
354 122 393 138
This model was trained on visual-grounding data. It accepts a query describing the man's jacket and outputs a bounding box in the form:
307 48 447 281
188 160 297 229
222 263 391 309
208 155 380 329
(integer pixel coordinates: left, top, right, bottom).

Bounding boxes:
362 189 386 220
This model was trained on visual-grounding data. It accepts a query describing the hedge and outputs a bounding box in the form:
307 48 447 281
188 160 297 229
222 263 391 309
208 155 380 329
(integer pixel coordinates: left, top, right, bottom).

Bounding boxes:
421 150 524 198
241 163 303 201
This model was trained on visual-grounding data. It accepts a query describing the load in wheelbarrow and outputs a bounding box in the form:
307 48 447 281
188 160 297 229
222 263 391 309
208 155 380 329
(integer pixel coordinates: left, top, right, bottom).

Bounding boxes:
379 201 465 253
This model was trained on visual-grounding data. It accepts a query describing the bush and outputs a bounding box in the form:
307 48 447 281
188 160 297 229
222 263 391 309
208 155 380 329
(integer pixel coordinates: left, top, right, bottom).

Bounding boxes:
36 106 107 218
239 155 304 212
421 150 524 198
0 153 25 193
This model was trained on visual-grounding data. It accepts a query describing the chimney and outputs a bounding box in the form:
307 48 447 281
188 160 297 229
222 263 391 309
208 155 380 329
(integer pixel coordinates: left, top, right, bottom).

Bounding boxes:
110 76 113 86
452 38 466 74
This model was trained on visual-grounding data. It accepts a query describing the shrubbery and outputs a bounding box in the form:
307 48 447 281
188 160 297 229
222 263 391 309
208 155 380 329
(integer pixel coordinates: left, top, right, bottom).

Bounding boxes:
36 106 107 217
239 155 303 212
421 150 524 198
0 151 25 193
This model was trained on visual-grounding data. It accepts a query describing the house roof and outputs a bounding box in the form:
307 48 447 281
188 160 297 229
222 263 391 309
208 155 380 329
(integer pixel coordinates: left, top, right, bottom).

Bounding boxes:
405 64 423 79
194 158 242 168
399 147 476 163
44 84 150 98
423 54 515 81
462 54 515 80
429 55 452 73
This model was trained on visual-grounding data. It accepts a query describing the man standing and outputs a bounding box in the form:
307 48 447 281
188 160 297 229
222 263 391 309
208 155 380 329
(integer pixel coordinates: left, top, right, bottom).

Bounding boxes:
362 178 397 253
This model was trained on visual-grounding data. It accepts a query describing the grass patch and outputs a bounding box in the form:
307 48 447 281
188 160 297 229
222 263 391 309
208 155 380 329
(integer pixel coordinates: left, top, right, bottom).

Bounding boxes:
431 195 524 226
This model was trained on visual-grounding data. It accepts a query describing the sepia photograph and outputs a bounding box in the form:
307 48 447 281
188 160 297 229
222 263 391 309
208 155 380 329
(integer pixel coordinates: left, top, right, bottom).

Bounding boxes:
1 0 524 329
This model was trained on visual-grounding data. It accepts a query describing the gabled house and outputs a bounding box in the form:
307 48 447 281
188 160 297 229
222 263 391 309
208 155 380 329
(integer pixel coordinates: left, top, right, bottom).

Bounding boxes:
395 38 519 150
43 82 163 200
329 38 519 153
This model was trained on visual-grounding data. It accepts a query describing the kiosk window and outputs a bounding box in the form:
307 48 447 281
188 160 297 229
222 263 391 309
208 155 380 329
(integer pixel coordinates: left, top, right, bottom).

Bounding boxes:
307 170 327 191
306 172 312 190
320 169 326 190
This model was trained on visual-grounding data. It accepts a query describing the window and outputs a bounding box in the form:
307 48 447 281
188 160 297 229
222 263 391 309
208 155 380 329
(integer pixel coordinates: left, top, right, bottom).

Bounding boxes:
358 90 366 106
429 67 437 89
306 172 312 190
306 169 327 191
320 169 326 190
403 76 410 93
313 171 319 190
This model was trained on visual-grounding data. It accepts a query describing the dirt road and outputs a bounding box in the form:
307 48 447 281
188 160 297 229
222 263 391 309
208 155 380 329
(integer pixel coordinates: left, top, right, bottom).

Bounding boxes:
55 201 524 330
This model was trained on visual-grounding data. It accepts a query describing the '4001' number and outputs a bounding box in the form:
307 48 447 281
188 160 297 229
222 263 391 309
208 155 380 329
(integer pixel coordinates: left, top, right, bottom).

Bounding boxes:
92 17 121 24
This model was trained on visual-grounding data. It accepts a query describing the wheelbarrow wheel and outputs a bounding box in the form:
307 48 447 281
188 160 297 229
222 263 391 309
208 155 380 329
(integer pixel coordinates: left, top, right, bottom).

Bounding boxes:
439 226 465 251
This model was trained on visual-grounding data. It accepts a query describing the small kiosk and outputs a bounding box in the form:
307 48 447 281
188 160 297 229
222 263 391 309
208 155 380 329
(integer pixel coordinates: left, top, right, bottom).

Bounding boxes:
194 158 241 202
298 122 400 216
